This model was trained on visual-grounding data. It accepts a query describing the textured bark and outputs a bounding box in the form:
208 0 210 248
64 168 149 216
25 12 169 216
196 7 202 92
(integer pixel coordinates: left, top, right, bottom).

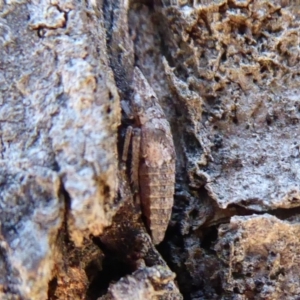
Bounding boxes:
1 0 300 299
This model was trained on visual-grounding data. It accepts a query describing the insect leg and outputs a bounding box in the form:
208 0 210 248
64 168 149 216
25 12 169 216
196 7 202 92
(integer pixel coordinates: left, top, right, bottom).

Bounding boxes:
122 126 133 165
131 128 141 206
121 100 134 119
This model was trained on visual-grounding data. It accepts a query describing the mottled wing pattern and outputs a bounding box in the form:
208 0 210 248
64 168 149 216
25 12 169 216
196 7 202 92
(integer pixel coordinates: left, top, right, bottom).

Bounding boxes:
132 68 176 244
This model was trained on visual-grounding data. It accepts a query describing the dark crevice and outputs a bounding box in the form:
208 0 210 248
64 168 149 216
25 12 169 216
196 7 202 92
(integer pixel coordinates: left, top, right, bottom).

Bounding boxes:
156 228 193 298
86 255 131 299
225 203 300 222
86 237 133 299
47 277 58 300
102 0 115 43
60 183 72 235
201 226 218 252
47 181 72 300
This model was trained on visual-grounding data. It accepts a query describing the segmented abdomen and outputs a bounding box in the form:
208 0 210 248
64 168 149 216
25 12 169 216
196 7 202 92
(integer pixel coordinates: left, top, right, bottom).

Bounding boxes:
139 165 175 245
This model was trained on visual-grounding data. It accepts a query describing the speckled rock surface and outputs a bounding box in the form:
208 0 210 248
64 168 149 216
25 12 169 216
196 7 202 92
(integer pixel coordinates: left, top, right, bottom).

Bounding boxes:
129 1 300 299
1 0 300 299
1 0 120 247
99 265 181 300
1 0 119 298
215 214 300 299
159 0 300 211
0 162 63 300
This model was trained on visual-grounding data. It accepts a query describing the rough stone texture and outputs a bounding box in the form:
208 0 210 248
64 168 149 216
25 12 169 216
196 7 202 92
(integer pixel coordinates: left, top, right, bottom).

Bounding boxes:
1 0 300 299
1 0 120 246
49 237 104 300
0 0 119 299
97 169 182 299
99 169 166 268
215 214 300 299
103 0 134 99
0 162 63 300
159 0 300 211
99 265 181 300
136 1 300 299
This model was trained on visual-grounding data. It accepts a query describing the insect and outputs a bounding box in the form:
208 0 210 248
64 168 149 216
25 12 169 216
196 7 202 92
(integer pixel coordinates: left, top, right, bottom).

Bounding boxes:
122 67 176 245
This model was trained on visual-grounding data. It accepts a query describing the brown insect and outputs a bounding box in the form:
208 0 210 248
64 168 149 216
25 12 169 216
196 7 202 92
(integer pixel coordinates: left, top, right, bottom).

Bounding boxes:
122 67 176 245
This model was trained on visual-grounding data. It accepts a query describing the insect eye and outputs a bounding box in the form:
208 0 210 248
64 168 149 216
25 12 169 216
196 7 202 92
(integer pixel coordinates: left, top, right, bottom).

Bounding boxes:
133 105 144 115
150 96 156 106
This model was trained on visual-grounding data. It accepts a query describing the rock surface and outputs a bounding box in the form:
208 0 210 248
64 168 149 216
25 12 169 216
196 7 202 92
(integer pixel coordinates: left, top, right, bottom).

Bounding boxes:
215 214 300 299
0 162 63 300
159 0 300 211
1 0 300 299
99 265 181 300
1 0 119 299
